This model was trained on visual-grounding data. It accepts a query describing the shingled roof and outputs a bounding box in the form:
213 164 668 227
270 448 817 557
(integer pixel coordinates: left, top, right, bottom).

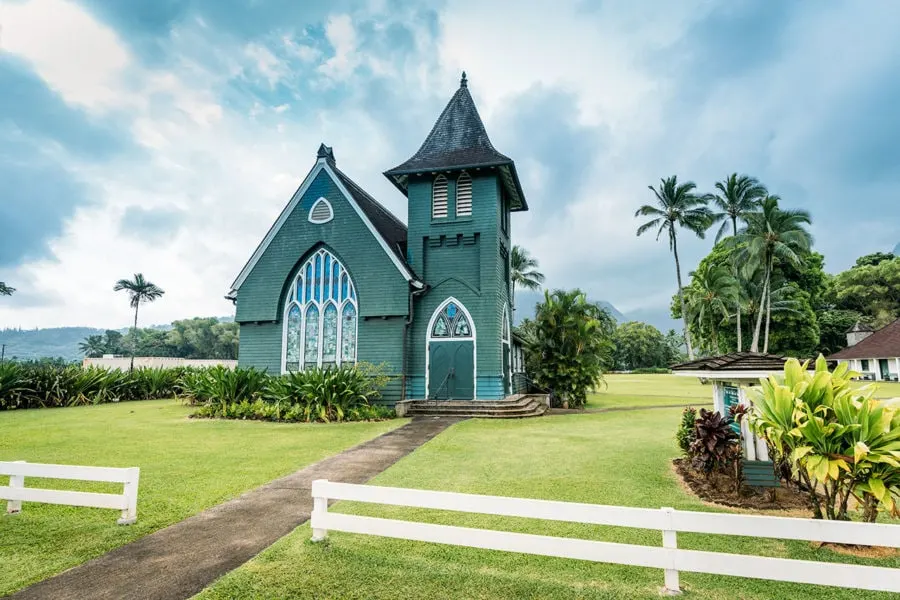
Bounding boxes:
829 319 900 360
671 352 790 372
384 73 527 211
330 163 410 272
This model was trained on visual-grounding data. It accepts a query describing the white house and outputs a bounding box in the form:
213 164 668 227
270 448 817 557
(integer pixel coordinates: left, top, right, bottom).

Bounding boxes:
828 319 900 382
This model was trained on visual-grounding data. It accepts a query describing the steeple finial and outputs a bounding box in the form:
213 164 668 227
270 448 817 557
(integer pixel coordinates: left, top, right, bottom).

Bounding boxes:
460 71 467 88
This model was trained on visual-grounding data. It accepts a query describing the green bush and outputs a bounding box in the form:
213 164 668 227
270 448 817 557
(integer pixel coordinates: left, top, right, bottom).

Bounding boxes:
631 367 671 374
192 364 393 423
675 407 697 455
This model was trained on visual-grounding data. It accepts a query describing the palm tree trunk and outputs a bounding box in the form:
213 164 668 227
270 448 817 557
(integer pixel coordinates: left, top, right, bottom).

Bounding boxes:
732 217 742 352
763 264 773 353
750 264 768 352
672 233 694 360
130 302 139 372
712 319 720 354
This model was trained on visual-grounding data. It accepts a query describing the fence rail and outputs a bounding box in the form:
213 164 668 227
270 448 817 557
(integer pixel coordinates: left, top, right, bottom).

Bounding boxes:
310 480 900 594
1 461 139 525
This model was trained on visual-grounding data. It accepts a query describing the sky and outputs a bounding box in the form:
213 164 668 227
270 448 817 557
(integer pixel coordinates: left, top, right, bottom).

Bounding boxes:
1 0 899 332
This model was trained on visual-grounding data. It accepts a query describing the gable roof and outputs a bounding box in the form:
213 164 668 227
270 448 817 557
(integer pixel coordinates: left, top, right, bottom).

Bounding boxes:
229 149 421 295
828 319 900 360
384 73 528 211
671 352 790 372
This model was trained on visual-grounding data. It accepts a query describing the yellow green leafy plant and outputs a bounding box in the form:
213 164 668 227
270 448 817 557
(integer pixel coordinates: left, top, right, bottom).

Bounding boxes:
748 355 900 521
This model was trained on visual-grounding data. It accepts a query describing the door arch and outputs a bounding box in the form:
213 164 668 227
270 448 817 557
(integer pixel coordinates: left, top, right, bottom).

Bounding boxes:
426 297 476 400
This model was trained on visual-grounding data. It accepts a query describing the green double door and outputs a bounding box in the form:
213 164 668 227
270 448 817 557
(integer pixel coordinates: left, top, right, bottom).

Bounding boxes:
428 341 474 400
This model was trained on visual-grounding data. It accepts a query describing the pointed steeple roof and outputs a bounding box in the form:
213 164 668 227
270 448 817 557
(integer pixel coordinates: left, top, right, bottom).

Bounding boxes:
385 73 527 210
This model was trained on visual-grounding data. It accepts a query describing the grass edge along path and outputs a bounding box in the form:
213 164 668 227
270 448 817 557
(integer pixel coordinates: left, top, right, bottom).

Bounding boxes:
0 400 407 597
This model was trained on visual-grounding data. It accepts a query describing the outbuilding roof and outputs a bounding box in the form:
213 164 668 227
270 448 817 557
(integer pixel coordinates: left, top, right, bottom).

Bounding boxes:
671 352 790 372
829 319 900 360
384 73 527 211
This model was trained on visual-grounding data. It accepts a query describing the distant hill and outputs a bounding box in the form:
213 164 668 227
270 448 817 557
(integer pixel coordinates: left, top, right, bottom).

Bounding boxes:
0 327 104 362
0 316 235 361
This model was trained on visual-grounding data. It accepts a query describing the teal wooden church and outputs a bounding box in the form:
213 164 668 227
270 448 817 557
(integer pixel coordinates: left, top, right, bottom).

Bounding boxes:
228 75 528 403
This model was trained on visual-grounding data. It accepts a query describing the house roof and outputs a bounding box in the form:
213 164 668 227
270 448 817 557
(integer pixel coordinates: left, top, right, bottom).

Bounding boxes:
670 352 790 372
846 320 875 333
384 73 527 211
829 318 900 360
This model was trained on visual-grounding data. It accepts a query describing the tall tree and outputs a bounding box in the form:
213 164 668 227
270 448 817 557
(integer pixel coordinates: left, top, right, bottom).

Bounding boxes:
78 335 107 358
0 282 15 297
685 265 739 354
708 174 767 351
114 273 165 370
510 245 545 314
636 176 712 359
732 196 812 352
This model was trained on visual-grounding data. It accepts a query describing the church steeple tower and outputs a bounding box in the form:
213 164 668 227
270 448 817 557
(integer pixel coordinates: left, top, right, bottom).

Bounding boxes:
387 75 528 400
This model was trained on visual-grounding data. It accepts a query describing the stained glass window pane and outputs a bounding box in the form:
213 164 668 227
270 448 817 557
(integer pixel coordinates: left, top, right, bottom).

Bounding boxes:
304 305 319 363
341 274 348 301
286 305 301 369
314 254 322 301
323 304 338 363
332 263 340 300
432 315 450 337
305 264 312 304
350 285 356 301
502 314 510 340
323 255 331 300
453 314 471 337
445 303 458 319
341 304 357 362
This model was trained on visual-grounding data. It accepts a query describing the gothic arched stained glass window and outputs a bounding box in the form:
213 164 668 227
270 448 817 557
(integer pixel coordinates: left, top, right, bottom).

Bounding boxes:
430 301 473 339
283 248 358 371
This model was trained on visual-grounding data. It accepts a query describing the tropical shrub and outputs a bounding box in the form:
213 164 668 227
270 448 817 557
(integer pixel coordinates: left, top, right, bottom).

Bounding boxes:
748 356 900 521
689 408 741 477
675 407 697 455
179 366 268 408
531 289 616 408
632 367 671 374
193 363 393 423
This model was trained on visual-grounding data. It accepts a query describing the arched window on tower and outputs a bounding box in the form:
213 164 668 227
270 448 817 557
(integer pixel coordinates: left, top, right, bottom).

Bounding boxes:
432 175 448 219
455 171 472 217
283 248 358 372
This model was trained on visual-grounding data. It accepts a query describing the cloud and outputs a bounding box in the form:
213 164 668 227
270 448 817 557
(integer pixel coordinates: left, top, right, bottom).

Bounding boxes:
0 0 898 335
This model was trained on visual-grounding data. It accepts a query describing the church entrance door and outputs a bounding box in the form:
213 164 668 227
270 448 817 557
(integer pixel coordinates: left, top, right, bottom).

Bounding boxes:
428 341 474 400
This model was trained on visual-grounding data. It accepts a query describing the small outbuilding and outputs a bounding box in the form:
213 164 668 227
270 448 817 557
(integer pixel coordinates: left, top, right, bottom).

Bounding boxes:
828 319 900 382
671 352 791 488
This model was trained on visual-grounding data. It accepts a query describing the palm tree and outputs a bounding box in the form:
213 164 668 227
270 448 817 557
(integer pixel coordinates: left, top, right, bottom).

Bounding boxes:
708 174 767 351
685 266 739 354
732 196 812 352
0 282 15 296
79 335 107 358
510 245 545 315
114 273 165 370
636 176 712 359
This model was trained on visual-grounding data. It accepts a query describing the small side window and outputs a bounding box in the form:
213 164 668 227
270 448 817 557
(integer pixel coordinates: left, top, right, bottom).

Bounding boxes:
309 197 334 224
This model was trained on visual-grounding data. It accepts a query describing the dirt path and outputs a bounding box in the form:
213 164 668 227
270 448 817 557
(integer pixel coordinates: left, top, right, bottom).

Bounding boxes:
9 417 462 600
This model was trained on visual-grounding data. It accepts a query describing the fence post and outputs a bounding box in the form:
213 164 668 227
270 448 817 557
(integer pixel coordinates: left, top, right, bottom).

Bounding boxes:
6 461 26 514
661 506 681 595
117 467 140 525
311 479 328 542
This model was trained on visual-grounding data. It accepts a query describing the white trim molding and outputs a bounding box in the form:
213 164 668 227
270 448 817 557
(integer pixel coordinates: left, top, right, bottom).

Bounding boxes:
425 297 477 400
230 157 419 293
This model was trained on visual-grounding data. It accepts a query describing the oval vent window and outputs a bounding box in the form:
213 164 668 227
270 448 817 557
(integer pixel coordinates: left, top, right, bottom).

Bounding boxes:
309 197 334 224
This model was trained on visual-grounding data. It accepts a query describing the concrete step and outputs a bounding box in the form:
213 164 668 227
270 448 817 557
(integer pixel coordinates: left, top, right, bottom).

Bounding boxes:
403 395 548 419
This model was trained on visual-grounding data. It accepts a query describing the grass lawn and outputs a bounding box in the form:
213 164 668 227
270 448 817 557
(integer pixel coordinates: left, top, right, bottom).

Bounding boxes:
0 400 406 596
198 406 899 598
588 373 900 409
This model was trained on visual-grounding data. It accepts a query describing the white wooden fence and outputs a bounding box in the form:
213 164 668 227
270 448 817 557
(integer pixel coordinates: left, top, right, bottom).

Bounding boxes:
1 461 140 525
310 480 900 595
